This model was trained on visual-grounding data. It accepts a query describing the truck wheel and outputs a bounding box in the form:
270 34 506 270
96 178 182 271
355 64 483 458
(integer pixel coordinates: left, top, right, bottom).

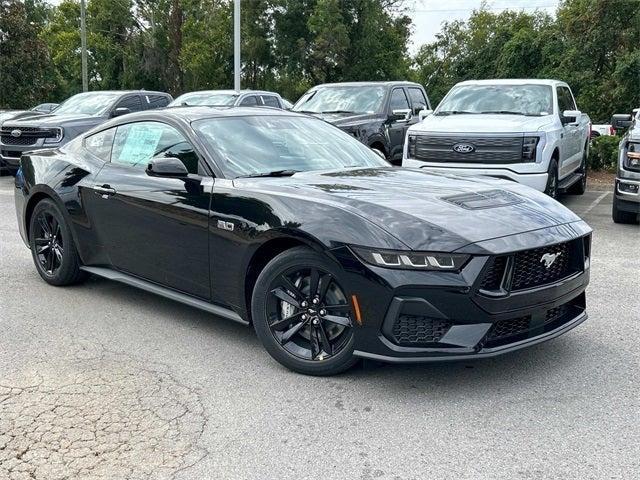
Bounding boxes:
544 159 559 199
612 196 638 224
568 152 587 195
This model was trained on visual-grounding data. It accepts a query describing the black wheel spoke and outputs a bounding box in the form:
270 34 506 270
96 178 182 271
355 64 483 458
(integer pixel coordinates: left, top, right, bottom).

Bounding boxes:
324 303 350 313
271 287 300 308
309 268 320 297
324 314 351 327
281 320 307 344
280 274 304 300
317 273 332 303
50 217 59 239
35 237 49 246
309 327 321 359
38 215 51 236
270 311 303 331
45 250 54 273
36 244 50 255
317 323 333 356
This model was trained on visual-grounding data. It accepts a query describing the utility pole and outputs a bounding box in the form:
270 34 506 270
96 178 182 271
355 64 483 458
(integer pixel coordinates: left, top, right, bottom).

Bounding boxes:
80 0 88 92
233 0 240 91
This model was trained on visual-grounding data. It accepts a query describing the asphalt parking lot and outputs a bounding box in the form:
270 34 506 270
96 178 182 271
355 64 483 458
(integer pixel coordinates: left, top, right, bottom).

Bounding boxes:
0 176 638 480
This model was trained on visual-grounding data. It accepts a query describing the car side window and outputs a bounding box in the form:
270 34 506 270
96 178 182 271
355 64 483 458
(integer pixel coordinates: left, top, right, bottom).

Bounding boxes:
145 94 171 109
261 95 280 108
84 128 116 162
557 87 576 112
408 87 429 112
390 88 410 112
114 95 143 113
240 95 259 106
111 121 201 174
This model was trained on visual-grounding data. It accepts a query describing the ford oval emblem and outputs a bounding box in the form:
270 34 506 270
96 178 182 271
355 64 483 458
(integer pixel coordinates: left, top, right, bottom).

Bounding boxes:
453 142 475 153
11 129 22 138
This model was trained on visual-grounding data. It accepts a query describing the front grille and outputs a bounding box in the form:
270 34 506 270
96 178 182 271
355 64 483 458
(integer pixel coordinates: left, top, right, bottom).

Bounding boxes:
512 242 576 290
0 135 37 146
0 126 58 146
392 314 452 346
411 134 523 164
479 240 582 293
486 315 531 341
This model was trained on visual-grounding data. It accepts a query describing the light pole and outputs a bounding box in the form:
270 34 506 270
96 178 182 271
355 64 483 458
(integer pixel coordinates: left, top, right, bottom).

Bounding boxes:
80 0 88 92
234 0 240 91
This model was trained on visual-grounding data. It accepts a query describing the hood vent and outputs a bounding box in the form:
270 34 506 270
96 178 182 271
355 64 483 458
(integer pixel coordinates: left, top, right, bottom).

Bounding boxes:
441 189 524 210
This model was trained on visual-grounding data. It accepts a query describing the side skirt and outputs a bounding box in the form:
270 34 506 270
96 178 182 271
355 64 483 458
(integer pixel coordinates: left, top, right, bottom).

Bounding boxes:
80 266 249 325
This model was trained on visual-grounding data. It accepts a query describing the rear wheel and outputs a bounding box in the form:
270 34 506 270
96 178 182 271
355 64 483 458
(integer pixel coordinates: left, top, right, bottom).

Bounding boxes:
612 196 639 224
544 158 559 199
29 199 87 286
252 247 358 375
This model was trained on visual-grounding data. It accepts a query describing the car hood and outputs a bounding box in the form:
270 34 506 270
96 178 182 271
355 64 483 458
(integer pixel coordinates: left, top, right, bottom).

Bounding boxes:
412 114 555 134
3 113 105 129
235 168 582 251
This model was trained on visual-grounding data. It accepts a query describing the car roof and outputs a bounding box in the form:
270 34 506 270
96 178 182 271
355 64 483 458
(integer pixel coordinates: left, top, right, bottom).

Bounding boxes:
456 79 567 87
124 106 303 123
175 89 281 97
71 90 170 96
311 81 423 89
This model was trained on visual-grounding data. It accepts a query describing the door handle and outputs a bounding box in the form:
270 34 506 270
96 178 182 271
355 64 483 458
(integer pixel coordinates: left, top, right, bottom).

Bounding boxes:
94 184 116 197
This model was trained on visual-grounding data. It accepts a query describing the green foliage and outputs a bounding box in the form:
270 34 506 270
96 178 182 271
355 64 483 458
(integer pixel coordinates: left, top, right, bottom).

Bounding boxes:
588 135 621 172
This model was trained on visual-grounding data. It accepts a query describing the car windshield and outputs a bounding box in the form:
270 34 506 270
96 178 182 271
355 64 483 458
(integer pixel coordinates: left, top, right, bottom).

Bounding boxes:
54 92 120 115
169 92 238 107
193 115 388 178
293 86 386 114
436 84 553 116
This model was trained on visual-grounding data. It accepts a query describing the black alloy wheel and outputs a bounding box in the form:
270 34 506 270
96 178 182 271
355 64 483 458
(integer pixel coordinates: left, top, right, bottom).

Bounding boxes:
252 247 358 375
545 159 559 199
29 199 86 286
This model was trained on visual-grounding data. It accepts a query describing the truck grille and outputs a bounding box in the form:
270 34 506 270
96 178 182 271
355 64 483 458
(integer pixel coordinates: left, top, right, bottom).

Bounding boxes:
410 134 524 164
0 126 58 146
479 239 583 293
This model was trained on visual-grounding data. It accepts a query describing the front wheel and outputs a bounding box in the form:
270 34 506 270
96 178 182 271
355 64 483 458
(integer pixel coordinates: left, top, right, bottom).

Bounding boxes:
252 247 359 376
544 159 559 199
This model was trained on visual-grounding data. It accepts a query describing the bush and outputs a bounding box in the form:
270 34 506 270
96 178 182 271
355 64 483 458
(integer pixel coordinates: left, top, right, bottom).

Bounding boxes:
588 135 620 171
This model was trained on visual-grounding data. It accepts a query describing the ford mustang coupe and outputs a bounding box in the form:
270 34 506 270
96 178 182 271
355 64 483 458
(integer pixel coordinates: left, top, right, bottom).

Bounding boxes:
14 107 591 375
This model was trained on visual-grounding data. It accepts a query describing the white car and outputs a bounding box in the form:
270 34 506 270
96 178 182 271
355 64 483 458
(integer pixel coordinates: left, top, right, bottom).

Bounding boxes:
591 123 615 139
403 79 591 198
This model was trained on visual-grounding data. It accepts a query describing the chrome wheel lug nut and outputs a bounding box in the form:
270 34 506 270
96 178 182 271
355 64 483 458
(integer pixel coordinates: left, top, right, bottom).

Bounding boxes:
312 298 319 305
301 301 308 308
319 309 326 316
312 318 319 325
301 314 308 320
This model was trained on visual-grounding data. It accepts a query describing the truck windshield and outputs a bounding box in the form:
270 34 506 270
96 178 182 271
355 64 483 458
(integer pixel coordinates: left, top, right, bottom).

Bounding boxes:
436 84 553 116
169 92 238 107
293 86 386 114
193 115 388 178
54 92 120 116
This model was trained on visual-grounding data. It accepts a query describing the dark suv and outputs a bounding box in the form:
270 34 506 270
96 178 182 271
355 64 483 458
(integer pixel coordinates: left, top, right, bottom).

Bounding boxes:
293 81 431 164
0 90 172 174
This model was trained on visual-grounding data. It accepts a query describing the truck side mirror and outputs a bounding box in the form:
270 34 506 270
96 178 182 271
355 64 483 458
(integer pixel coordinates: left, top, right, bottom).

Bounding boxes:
418 109 433 121
390 109 411 121
611 113 633 130
562 110 581 124
112 107 131 118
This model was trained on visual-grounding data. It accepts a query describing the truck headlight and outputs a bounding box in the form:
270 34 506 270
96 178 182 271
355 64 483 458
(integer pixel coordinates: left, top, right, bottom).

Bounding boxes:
625 142 640 171
44 128 64 144
351 246 470 271
522 136 539 162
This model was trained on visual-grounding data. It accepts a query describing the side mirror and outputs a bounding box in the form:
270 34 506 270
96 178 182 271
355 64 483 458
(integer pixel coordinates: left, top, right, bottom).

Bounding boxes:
562 109 581 124
611 113 633 130
418 109 433 121
390 109 411 121
146 157 188 178
111 107 131 118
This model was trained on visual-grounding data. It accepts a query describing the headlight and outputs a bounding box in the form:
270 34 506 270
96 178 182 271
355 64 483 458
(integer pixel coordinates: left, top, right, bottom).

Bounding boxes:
522 136 539 161
407 134 417 158
44 128 64 144
351 246 470 271
625 141 640 171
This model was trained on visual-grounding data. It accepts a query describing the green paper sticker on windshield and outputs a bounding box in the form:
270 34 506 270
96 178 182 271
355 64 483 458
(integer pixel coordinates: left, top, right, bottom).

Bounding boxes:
117 123 164 166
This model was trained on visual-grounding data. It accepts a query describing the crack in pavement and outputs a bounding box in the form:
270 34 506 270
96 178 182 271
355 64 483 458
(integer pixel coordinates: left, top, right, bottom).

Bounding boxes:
0 343 209 480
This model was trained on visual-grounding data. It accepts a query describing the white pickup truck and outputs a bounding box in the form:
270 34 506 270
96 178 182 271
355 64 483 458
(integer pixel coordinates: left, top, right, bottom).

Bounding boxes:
403 79 591 198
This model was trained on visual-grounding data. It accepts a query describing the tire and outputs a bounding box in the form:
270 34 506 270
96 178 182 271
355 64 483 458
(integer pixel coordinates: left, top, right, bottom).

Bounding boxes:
29 198 87 286
251 246 359 376
612 196 639 224
544 158 559 199
567 150 587 195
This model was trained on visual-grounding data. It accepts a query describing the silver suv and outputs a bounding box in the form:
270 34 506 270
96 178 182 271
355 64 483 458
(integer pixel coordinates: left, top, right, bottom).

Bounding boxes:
611 108 640 224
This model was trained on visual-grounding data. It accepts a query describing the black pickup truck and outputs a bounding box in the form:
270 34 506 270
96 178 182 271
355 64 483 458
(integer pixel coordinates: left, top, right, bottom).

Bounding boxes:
0 90 171 175
292 81 431 165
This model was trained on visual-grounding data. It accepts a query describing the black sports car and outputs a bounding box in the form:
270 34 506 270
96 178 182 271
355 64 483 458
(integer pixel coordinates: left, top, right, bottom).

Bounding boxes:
14 107 592 375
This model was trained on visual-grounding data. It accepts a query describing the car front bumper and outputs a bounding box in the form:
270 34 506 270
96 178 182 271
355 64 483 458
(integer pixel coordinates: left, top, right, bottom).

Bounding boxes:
615 177 640 208
331 221 591 363
402 160 549 192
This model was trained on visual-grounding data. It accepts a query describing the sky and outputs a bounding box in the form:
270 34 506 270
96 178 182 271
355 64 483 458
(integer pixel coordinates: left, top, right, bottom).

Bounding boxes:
407 0 560 53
